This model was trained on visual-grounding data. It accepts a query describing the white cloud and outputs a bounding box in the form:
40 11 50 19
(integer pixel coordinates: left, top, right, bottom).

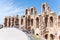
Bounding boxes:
0 0 24 24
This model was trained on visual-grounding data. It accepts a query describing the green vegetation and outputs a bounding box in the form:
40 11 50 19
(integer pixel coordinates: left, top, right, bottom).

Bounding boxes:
32 34 46 40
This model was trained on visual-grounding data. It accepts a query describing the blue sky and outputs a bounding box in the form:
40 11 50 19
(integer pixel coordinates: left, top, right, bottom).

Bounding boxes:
0 0 60 24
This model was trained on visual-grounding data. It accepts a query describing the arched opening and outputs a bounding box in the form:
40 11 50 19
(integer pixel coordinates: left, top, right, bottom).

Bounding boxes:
59 36 60 40
28 19 30 26
43 4 45 11
21 19 23 25
58 15 60 26
15 18 19 27
27 16 30 26
42 4 46 12
4 18 7 27
9 18 11 27
50 34 54 40
25 9 28 15
45 34 48 40
45 15 48 27
36 17 39 28
31 8 34 15
31 19 33 26
50 16 53 27
25 17 27 29
12 18 14 27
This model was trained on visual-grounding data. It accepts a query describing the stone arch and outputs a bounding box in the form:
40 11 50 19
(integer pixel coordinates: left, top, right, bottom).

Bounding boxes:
59 36 60 40
45 15 48 27
50 16 53 27
42 3 47 13
9 18 11 27
50 34 54 40
28 19 30 26
11 17 14 26
42 2 50 15
31 19 33 26
27 16 30 26
15 17 19 27
58 15 60 26
4 18 7 27
25 9 28 15
42 4 46 12
36 17 39 28
21 19 23 25
44 34 48 40
31 8 34 15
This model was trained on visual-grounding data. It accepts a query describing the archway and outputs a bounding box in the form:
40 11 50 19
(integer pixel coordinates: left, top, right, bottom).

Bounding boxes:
9 18 11 27
42 4 46 13
36 17 39 28
25 9 28 15
59 36 60 40
15 18 19 27
50 16 53 27
45 15 48 27
11 17 14 27
28 19 30 26
50 34 54 40
58 15 60 26
31 8 34 15
45 34 48 40
21 19 23 25
31 19 33 26
4 18 7 27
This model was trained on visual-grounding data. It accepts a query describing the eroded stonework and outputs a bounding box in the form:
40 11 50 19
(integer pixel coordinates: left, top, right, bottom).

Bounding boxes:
3 2 60 40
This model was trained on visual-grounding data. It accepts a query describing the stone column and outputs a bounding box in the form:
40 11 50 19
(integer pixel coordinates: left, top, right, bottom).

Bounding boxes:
48 33 50 40
10 17 13 27
47 17 50 27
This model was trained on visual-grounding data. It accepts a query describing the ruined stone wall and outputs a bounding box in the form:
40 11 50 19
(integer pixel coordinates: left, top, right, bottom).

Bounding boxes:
3 2 60 40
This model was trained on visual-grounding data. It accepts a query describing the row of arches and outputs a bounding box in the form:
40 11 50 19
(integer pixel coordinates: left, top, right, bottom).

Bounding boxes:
25 7 36 15
21 15 60 28
48 15 60 27
4 17 19 27
21 17 40 28
21 16 53 28
45 34 54 40
45 34 60 40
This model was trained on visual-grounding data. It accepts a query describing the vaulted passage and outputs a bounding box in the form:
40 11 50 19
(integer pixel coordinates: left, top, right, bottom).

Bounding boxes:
28 19 30 26
43 4 46 12
31 8 34 15
15 18 19 27
45 15 48 27
36 17 39 28
31 19 33 26
50 34 54 40
21 19 23 25
58 15 60 26
59 36 60 40
45 34 48 40
4 18 7 27
25 9 28 15
50 16 53 27
9 18 11 27
11 18 14 27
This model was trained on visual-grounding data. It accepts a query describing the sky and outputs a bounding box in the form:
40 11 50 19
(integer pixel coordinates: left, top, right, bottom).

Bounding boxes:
0 0 60 24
